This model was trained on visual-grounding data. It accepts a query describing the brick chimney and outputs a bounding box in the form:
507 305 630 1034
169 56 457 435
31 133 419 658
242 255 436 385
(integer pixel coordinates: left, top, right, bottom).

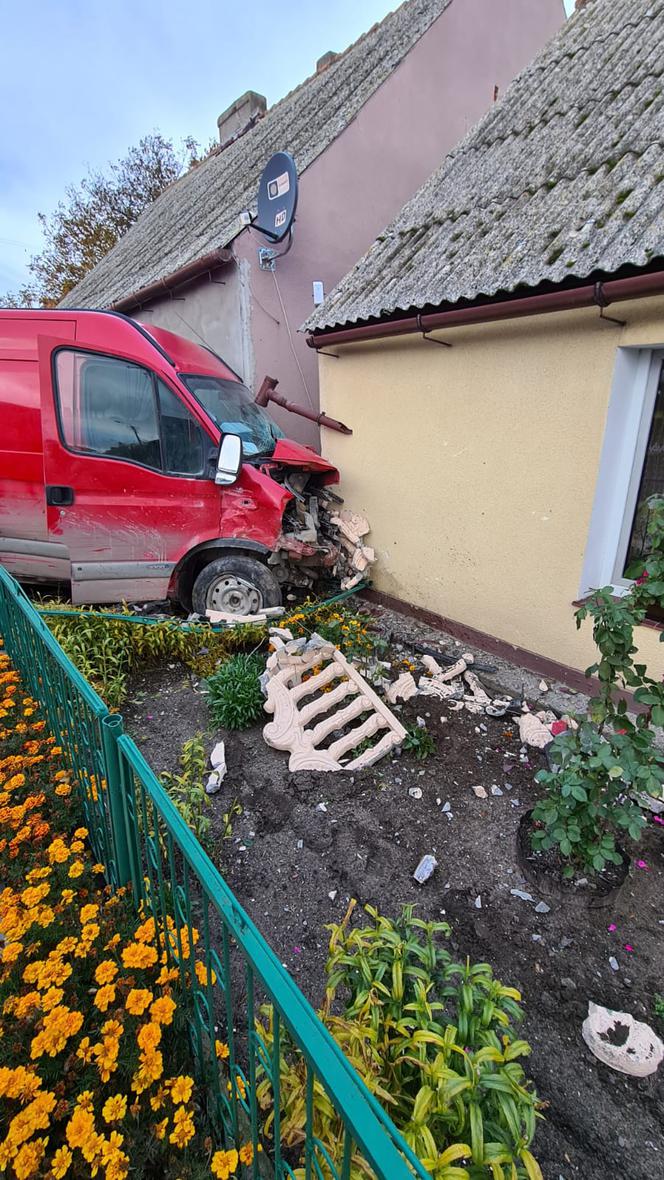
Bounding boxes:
217 91 266 145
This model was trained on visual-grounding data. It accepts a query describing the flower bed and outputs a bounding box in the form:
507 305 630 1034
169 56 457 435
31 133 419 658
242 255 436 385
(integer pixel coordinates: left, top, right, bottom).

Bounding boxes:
0 642 253 1180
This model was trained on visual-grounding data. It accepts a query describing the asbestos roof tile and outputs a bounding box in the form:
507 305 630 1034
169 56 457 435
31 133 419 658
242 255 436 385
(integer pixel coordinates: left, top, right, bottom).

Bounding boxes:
307 0 664 331
60 0 451 310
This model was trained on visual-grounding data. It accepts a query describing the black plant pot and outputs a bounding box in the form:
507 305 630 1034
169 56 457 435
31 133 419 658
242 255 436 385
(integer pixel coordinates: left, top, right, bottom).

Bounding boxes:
516 809 629 911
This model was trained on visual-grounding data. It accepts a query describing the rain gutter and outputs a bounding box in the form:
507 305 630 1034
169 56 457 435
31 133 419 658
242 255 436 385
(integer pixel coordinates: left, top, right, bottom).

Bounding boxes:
306 270 664 349
110 248 233 312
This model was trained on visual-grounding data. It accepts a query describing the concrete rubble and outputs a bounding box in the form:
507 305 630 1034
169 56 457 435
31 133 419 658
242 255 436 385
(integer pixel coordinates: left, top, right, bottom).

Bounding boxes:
206 740 227 795
582 1002 664 1077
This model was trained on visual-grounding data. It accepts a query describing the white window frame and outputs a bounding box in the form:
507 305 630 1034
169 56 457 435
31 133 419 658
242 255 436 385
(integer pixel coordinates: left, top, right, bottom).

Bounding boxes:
580 346 664 598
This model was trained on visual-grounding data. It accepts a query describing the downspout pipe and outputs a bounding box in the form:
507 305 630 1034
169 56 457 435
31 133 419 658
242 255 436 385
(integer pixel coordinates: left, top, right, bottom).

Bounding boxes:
306 270 664 349
255 375 352 434
110 247 233 313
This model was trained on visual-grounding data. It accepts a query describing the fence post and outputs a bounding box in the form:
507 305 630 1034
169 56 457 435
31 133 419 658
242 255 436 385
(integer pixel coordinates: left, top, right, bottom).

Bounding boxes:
101 714 132 888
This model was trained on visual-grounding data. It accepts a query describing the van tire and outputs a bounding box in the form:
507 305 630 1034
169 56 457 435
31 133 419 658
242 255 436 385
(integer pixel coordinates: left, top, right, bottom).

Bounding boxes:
191 555 282 618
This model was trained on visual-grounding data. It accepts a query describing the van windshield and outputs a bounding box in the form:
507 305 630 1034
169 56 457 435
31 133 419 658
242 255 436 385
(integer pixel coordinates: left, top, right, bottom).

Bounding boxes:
182 374 284 458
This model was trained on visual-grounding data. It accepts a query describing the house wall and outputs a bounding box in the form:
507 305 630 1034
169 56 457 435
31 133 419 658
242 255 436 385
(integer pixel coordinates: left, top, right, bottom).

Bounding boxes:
318 294 664 679
132 0 563 448
133 260 251 385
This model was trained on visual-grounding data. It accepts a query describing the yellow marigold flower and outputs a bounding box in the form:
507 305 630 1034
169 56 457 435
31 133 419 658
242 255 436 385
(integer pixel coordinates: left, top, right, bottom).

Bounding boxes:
156 966 179 986
66 1105 95 1149
105 933 121 950
92 863 105 874
154 1117 168 1141
80 903 99 925
102 1094 127 1124
169 1075 193 1105
36 906 55 928
51 1145 73 1178
137 1022 162 1053
74 826 88 839
94 984 117 1012
125 988 152 1016
25 866 51 882
21 883 50 907
239 1143 254 1166
81 922 100 942
2 940 23 964
195 960 216 986
53 935 77 956
60 889 75 905
149 1086 166 1111
169 1106 195 1149
55 783 72 797
77 1037 95 1064
210 1148 239 1178
150 995 176 1026
70 839 84 854
94 960 118 986
133 917 156 944
215 1040 230 1060
13 1136 47 1179
41 986 64 1012
68 860 84 879
122 942 158 970
76 1091 95 1112
101 1019 123 1040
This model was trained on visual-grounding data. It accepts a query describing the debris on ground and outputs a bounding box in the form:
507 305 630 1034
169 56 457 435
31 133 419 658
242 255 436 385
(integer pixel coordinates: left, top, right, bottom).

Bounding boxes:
262 633 407 771
206 605 285 625
329 509 377 590
206 740 227 794
413 854 437 884
386 671 418 704
416 650 521 717
582 1002 664 1077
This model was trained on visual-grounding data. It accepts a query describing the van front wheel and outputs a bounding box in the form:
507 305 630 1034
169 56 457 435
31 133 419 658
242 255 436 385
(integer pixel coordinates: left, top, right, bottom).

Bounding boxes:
191 555 282 618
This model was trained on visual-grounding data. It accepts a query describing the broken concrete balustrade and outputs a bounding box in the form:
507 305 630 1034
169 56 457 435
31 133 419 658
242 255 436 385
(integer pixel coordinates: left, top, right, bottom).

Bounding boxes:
386 671 418 704
582 1002 664 1077
262 633 407 772
206 741 227 795
416 651 515 716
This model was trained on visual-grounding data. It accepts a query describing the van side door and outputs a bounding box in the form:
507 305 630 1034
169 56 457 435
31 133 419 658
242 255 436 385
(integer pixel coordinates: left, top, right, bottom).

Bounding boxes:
38 339 222 603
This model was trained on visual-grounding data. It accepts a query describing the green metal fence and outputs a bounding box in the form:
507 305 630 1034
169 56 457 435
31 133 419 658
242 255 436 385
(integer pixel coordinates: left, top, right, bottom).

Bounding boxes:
0 566 430 1180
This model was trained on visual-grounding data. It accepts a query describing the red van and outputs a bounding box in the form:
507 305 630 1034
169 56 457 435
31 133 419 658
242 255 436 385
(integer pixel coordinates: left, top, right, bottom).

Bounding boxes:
0 309 341 615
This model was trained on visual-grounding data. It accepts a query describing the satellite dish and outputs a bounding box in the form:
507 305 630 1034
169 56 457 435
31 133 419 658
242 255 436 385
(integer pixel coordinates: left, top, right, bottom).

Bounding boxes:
254 152 298 243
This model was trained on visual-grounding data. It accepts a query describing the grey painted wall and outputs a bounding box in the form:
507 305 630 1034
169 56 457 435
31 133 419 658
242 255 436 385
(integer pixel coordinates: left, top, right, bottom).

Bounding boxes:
132 0 564 450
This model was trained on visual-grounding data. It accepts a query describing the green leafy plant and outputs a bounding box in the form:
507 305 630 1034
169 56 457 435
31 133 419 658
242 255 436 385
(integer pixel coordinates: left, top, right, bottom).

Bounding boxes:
41 600 267 707
653 994 664 1025
403 723 436 761
257 904 542 1179
532 496 664 877
221 797 243 840
160 733 211 845
205 653 265 729
532 722 662 876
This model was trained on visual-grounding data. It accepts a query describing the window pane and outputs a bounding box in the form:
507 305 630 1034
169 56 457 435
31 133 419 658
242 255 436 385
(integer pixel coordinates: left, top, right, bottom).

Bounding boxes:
55 351 161 470
157 382 207 475
624 362 664 571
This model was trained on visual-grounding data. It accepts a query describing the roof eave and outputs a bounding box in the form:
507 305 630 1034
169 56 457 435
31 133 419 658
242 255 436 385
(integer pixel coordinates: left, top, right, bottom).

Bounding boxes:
306 267 664 348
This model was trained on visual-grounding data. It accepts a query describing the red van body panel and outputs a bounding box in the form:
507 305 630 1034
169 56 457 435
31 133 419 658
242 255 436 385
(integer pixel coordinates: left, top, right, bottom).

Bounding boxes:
0 309 339 604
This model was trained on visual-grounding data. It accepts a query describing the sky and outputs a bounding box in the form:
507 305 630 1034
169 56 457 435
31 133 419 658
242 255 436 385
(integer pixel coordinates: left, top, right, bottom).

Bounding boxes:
0 0 574 296
0 0 398 294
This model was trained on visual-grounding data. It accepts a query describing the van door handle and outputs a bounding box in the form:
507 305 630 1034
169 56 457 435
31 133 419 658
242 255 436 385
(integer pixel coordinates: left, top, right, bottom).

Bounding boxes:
46 486 75 507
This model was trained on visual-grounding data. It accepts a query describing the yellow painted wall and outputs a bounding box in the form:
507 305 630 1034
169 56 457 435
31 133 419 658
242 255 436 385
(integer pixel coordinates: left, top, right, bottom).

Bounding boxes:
319 295 664 676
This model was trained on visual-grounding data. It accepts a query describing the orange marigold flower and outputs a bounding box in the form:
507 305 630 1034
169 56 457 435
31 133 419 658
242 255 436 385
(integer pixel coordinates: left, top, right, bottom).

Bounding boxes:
125 988 152 1016
80 903 99 924
68 860 84 879
94 984 117 1012
122 942 158 970
154 1117 168 1141
239 1143 255 1166
102 1094 127 1124
137 1022 162 1053
169 1105 195 1149
51 1145 72 1178
168 1075 193 1105
94 960 118 986
211 1148 239 1178
150 995 176 1026
215 1040 230 1060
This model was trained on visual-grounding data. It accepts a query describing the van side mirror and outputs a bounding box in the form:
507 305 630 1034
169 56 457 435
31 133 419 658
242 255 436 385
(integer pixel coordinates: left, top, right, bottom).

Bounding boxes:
214 433 243 485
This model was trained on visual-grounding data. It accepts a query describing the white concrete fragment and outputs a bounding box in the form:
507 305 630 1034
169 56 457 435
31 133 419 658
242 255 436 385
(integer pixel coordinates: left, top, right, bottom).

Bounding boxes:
205 772 223 795
413 854 437 884
206 606 285 625
386 672 418 704
210 741 226 770
510 888 535 902
539 680 549 692
582 1002 664 1077
519 712 553 749
472 785 488 798
408 787 423 799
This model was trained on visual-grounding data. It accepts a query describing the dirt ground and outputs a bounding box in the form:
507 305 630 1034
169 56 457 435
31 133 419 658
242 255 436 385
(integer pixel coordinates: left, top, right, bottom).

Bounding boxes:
123 607 664 1180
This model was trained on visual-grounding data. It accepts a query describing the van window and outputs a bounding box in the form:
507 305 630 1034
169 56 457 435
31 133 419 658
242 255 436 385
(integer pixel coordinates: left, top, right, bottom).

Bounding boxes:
55 351 208 476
